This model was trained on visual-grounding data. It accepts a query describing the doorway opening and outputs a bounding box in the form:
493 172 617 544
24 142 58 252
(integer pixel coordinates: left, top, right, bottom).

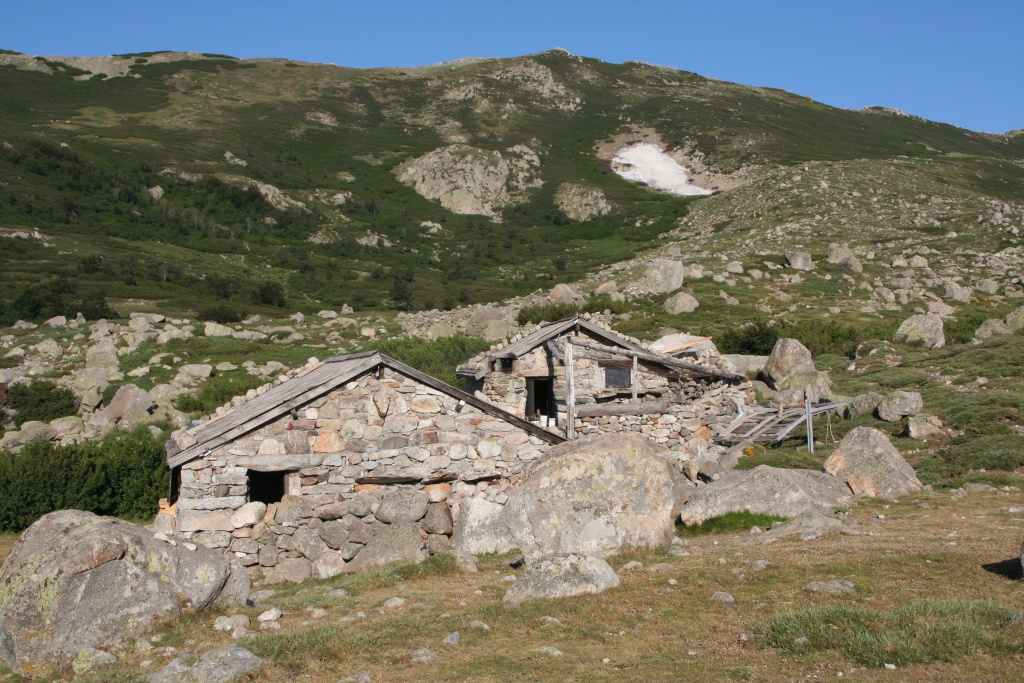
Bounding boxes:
526 378 556 427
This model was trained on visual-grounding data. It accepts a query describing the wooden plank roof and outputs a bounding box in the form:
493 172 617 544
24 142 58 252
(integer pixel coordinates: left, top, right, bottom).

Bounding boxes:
166 351 564 469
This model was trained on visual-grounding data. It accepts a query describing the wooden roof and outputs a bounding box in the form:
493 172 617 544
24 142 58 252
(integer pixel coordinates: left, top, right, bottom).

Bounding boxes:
456 316 646 378
166 351 564 469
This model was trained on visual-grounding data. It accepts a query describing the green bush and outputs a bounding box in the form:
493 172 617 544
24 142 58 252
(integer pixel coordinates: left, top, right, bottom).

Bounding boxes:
715 319 898 358
174 375 269 416
0 428 169 531
4 380 78 427
198 304 243 324
369 335 491 388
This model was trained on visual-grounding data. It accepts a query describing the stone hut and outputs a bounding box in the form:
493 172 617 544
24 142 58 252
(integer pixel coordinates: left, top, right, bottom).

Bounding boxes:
164 351 563 583
456 316 751 447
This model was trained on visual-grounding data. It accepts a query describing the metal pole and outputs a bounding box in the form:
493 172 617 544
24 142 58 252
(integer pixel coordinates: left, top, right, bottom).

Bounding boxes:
631 354 638 402
805 394 814 454
565 341 575 440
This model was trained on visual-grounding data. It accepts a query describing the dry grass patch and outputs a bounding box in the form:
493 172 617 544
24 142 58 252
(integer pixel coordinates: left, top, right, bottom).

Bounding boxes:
0 533 18 564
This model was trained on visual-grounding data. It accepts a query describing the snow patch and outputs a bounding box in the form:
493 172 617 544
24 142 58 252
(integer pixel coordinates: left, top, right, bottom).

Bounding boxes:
611 143 712 196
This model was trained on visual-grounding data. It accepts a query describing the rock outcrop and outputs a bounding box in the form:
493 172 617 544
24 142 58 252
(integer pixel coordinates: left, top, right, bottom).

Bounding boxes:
554 183 611 221
823 427 923 499
679 465 851 526
642 259 685 294
0 510 248 677
893 314 945 349
395 144 541 218
876 390 923 422
502 554 620 608
504 434 676 562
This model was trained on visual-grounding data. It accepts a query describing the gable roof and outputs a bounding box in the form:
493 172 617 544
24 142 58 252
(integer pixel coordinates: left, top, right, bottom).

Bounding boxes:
166 351 565 469
456 315 646 379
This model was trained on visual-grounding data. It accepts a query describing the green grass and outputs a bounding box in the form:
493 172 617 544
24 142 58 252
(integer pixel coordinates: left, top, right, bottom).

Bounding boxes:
755 600 1024 667
676 511 787 536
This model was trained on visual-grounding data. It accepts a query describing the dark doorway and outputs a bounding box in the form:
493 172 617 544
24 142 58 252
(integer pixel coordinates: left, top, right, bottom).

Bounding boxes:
248 470 286 505
526 378 556 426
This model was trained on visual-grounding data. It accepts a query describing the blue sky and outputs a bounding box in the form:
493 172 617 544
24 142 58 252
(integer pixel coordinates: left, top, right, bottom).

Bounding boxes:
2 0 1021 133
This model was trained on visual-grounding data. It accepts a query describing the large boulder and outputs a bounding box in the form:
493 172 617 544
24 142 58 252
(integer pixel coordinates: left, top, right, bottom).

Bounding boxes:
502 554 620 608
503 434 676 562
0 510 247 677
87 384 156 430
643 259 685 294
785 252 815 271
893 314 945 349
549 283 583 305
1006 306 1024 333
825 243 863 272
663 291 699 314
823 427 923 499
876 391 923 422
451 497 515 555
845 392 883 419
343 522 427 574
761 338 815 390
679 465 851 526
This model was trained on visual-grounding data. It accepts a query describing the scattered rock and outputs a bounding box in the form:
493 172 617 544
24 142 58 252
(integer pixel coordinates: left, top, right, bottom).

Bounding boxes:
805 579 855 594
344 522 426 574
503 554 620 608
823 427 922 499
876 391 923 422
664 291 700 314
410 647 439 664
149 644 262 683
680 465 851 526
643 259 685 294
785 252 815 271
893 314 945 349
711 591 735 603
537 646 563 657
443 631 461 646
825 243 862 272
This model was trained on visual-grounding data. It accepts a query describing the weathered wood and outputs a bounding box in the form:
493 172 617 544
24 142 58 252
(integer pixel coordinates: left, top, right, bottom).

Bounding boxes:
545 339 564 364
660 336 713 353
495 315 646 360
566 337 745 381
422 472 459 485
715 403 847 444
631 354 638 401
356 475 422 485
575 402 669 417
565 341 576 440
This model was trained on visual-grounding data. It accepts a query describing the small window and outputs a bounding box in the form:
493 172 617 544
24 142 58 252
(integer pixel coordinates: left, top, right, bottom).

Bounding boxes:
605 366 632 389
248 470 286 505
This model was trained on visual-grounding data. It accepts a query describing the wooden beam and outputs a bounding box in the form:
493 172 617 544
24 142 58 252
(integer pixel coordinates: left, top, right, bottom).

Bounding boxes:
575 402 669 417
566 337 745 381
545 339 564 364
660 336 714 353
631 354 638 401
565 341 575 440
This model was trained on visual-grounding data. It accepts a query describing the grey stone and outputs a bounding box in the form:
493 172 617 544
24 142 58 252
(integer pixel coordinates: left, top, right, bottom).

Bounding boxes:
823 427 922 499
680 465 851 526
876 391 923 422
344 522 426 574
319 520 351 549
410 647 438 663
734 510 856 545
845 392 883 419
663 291 699 314
275 495 314 525
375 489 429 524
504 434 676 562
444 631 461 646
785 252 815 271
893 314 945 349
231 502 268 528
420 503 454 535
451 497 515 555
643 259 685 294
550 283 582 305
502 554 620 608
825 243 862 272
711 591 734 603
905 414 942 440
151 644 262 683
264 557 312 584
313 551 348 580
761 338 816 390
0 510 246 677
71 648 117 675
805 579 855 594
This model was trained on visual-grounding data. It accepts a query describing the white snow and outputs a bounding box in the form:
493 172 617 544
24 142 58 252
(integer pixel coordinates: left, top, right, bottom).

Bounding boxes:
611 143 712 196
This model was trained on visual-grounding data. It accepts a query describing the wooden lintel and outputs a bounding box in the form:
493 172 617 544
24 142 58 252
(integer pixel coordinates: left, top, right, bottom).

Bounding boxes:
575 401 669 417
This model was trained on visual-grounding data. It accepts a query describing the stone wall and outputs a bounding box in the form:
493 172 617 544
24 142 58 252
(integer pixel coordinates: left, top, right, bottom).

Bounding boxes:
173 366 552 581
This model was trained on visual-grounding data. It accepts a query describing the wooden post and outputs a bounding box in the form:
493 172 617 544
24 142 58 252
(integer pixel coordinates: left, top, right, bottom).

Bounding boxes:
565 341 575 440
805 395 814 454
631 354 638 402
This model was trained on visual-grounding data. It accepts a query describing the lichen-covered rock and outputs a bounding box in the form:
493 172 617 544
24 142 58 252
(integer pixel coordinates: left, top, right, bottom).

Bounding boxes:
761 338 816 390
343 522 426 574
845 392 883 419
502 554 620 608
664 291 699 314
451 497 515 556
893 314 945 349
825 243 862 272
643 259 685 294
148 644 262 683
504 434 676 562
679 465 851 526
785 252 815 271
374 489 429 524
905 415 943 440
823 427 922 499
554 183 611 221
549 283 583 305
876 390 923 422
0 510 246 677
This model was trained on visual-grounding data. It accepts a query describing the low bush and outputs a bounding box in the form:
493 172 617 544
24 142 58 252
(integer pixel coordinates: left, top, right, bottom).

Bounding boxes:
715 319 898 358
174 374 269 415
755 600 1023 667
914 434 1024 487
369 335 491 388
197 304 243 324
4 380 78 427
0 428 169 531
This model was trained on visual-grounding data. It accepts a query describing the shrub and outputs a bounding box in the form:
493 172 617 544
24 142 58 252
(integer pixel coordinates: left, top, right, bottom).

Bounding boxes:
715 319 898 358
369 335 491 388
516 303 578 326
198 304 242 324
4 380 78 427
252 281 286 307
174 375 269 416
0 428 169 531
